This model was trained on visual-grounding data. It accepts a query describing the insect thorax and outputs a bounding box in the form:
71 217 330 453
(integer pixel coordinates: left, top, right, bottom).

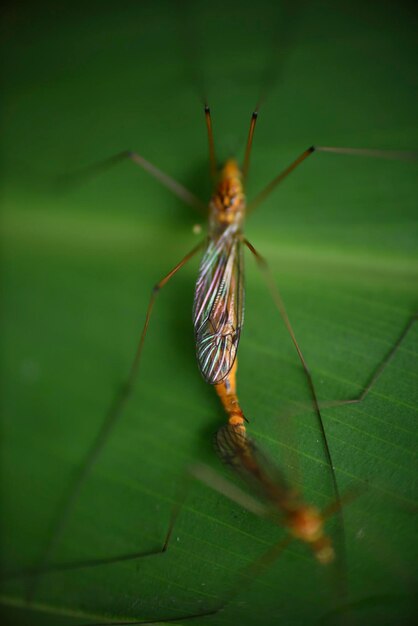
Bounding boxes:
210 159 246 231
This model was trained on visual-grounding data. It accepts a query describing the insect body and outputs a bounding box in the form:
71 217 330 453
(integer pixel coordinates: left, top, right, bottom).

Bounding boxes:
213 357 335 565
194 159 245 384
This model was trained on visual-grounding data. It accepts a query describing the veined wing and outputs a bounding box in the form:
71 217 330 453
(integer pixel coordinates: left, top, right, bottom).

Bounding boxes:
193 226 244 384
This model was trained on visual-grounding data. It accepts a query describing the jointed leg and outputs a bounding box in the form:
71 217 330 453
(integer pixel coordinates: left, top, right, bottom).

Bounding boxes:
204 105 217 183
244 239 339 486
320 313 417 411
211 536 293 616
83 607 221 625
12 470 223 626
247 145 417 212
25 240 206 597
237 303 417 443
16 454 340 624
6 472 194 591
242 111 259 183
59 150 206 214
243 238 346 560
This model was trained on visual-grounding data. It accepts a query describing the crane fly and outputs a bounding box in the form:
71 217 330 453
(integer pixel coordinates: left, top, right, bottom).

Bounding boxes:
182 419 360 619
5 105 417 625
211 359 337 565
216 423 336 563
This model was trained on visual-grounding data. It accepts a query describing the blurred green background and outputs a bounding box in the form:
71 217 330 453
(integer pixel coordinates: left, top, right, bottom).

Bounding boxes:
1 1 417 625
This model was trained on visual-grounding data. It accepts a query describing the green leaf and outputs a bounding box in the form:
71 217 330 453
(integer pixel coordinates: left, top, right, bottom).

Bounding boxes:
1 1 417 625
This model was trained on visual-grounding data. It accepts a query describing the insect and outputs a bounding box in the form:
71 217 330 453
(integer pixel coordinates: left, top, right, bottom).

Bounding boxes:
202 362 340 567
32 107 353 580
4 98 415 624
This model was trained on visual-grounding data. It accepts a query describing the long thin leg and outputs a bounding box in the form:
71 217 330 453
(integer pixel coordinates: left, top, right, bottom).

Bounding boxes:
242 111 258 183
245 238 354 616
105 472 289 625
322 313 417 409
16 459 340 625
204 105 217 182
12 472 223 626
26 239 206 598
276 312 418 425
217 535 293 610
247 146 315 212
83 530 324 625
247 145 417 212
5 471 193 583
3 546 165 580
243 239 340 490
83 607 221 626
222 533 348 626
243 238 345 552
59 150 207 214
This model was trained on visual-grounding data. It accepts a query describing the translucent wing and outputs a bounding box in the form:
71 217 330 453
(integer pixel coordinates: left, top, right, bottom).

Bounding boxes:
193 226 244 384
214 425 296 510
